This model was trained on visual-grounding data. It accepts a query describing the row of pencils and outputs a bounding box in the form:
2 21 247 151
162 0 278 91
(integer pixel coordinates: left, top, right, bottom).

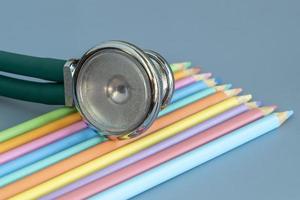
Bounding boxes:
0 62 293 199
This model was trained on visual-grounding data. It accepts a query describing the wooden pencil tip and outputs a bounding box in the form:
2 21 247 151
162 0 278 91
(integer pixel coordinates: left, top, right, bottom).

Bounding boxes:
204 72 213 78
190 67 201 74
270 105 278 110
194 73 212 80
225 84 233 90
224 88 243 97
259 106 277 116
245 101 261 109
192 73 211 81
256 101 263 107
237 94 252 103
236 88 243 94
204 78 218 87
170 61 191 67
170 62 192 72
215 84 232 91
183 61 192 68
276 110 294 124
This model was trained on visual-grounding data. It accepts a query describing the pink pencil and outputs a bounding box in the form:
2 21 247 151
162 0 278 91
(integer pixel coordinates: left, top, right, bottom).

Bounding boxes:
57 106 275 200
0 122 87 164
175 73 212 90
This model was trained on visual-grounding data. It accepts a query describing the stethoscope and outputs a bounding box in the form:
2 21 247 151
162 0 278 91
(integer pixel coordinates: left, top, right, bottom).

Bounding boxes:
0 41 174 139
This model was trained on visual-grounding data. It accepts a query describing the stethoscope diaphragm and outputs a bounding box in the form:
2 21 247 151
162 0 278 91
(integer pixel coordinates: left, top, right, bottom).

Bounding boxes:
64 41 174 138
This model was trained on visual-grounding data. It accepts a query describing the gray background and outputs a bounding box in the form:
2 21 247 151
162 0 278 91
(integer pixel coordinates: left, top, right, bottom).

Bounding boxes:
0 0 299 199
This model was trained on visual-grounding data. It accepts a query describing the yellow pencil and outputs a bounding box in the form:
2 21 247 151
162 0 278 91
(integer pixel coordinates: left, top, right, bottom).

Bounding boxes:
10 95 252 199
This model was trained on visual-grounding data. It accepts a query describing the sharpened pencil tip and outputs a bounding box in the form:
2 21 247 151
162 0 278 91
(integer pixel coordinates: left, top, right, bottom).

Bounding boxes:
194 73 212 80
270 105 278 110
276 110 294 124
190 67 201 74
170 61 192 68
170 62 193 73
183 61 192 68
287 110 294 118
204 78 218 87
236 88 243 94
214 77 222 85
256 101 263 107
215 84 232 91
204 72 213 78
259 106 277 116
225 84 233 90
224 88 243 97
245 101 261 109
237 94 252 103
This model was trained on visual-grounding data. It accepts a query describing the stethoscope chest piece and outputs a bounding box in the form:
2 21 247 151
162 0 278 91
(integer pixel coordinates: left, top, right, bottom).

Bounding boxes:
64 41 174 139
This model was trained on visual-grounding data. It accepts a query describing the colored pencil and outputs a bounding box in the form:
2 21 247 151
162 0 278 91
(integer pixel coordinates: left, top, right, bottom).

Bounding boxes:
0 137 104 187
0 113 82 153
159 84 231 117
2 95 251 199
0 74 217 154
56 106 274 199
0 107 76 143
0 128 99 177
0 71 208 143
0 122 87 164
42 102 260 200
0 88 238 194
0 71 208 148
170 61 192 72
175 73 212 90
0 82 222 164
174 68 200 81
143 89 241 137
171 78 220 103
87 111 293 200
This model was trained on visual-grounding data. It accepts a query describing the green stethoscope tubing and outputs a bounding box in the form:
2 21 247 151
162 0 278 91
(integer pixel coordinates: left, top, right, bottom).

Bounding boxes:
0 51 65 104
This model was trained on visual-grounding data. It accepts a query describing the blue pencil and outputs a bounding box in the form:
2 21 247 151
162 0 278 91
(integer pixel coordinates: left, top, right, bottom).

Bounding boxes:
171 78 220 103
159 84 231 117
0 128 98 177
0 137 104 187
0 81 226 182
89 111 293 200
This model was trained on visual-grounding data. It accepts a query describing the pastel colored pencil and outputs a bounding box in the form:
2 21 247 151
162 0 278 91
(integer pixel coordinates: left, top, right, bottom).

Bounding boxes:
174 68 200 81
171 78 219 103
0 72 209 149
4 95 251 199
0 82 220 164
88 111 293 200
170 61 192 72
174 73 212 90
142 89 241 137
0 128 99 177
56 106 274 199
0 84 210 184
0 137 105 187
159 84 231 117
42 102 260 200
0 122 87 164
0 107 76 143
0 113 82 153
0 92 244 199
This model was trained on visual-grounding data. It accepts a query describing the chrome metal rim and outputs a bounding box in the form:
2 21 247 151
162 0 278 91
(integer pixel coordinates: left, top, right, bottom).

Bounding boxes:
72 41 165 138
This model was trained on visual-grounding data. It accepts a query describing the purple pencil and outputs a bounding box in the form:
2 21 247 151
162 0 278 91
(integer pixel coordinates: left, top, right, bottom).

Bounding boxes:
41 102 260 200
175 73 212 90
